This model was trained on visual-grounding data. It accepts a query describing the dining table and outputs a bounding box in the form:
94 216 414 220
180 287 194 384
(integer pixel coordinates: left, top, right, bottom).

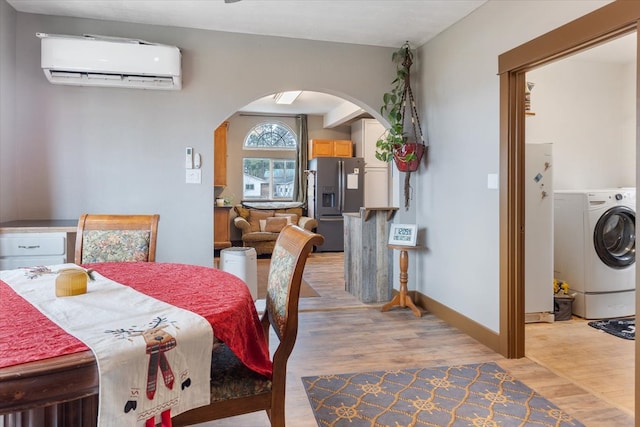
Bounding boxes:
0 262 272 426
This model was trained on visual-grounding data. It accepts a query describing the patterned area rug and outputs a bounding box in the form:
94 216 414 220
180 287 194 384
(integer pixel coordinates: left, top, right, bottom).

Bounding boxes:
302 362 584 427
588 317 635 340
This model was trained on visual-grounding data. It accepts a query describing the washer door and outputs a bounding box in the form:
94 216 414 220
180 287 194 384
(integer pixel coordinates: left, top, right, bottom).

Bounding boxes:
593 206 636 268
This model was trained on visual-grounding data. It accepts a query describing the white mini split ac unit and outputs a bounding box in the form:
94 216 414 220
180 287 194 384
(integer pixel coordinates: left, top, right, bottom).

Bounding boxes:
37 33 182 90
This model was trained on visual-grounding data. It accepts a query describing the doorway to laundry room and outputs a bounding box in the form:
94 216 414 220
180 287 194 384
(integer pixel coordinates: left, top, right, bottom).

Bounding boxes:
523 32 636 415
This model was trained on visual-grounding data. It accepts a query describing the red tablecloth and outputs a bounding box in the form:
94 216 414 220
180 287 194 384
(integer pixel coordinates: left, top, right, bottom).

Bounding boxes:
0 262 272 377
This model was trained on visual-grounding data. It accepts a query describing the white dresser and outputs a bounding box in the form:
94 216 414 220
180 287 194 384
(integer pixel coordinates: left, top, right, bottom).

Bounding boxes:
0 220 77 269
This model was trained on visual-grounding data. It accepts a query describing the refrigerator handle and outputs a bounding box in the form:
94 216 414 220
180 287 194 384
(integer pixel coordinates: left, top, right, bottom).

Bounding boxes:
338 160 344 212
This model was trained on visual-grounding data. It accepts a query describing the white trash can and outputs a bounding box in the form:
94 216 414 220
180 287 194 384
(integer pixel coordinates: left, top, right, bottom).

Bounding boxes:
220 247 258 300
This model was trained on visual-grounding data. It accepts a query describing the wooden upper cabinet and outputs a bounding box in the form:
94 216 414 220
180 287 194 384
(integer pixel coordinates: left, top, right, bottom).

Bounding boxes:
309 139 334 158
214 121 228 186
333 140 353 157
309 139 353 159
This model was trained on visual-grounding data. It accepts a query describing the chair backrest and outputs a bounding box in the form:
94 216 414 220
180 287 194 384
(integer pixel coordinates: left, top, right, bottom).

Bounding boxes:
263 225 324 366
74 214 160 264
170 225 323 427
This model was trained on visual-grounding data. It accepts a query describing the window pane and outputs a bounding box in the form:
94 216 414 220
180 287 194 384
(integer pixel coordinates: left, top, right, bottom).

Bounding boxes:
243 158 270 199
242 158 296 200
244 122 297 149
273 160 296 199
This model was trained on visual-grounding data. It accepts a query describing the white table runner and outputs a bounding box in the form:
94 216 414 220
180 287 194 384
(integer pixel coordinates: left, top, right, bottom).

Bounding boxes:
1 264 213 427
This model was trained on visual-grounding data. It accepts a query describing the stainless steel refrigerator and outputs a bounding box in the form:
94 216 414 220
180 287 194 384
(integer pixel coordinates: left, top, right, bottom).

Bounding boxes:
308 157 365 251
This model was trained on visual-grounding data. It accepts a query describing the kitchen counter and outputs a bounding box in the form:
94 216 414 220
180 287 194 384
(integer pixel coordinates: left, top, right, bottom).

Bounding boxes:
343 207 398 222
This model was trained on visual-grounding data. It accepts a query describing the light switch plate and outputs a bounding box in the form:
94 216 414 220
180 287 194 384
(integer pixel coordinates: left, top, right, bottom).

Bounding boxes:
487 173 498 189
186 169 201 184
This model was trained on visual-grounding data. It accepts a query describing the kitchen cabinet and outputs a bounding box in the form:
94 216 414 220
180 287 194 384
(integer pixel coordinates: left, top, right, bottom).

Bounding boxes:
214 206 232 250
308 139 353 159
0 220 77 269
363 168 390 207
352 119 387 168
214 121 229 186
351 119 390 207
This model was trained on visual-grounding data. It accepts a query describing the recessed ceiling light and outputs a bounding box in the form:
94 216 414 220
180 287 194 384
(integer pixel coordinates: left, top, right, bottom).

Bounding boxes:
273 91 302 105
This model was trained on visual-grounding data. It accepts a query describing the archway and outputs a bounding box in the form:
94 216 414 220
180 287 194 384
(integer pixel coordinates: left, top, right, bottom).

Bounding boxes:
213 90 393 250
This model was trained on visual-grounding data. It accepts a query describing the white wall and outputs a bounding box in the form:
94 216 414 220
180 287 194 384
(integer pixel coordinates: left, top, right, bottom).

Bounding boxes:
0 0 16 220
415 0 612 332
3 7 394 266
526 58 636 189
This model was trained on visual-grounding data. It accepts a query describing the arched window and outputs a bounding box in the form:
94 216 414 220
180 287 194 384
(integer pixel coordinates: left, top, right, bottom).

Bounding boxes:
243 121 297 200
244 122 297 149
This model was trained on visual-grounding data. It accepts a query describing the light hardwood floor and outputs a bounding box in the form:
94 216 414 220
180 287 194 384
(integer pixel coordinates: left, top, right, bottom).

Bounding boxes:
204 252 634 427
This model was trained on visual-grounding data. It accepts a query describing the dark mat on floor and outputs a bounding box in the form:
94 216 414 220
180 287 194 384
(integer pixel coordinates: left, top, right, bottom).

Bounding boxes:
588 317 635 340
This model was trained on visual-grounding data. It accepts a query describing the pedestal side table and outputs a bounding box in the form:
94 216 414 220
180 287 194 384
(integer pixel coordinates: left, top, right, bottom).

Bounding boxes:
381 244 421 317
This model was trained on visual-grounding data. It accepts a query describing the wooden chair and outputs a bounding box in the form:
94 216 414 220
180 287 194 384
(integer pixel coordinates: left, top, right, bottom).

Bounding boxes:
74 213 160 264
172 224 324 427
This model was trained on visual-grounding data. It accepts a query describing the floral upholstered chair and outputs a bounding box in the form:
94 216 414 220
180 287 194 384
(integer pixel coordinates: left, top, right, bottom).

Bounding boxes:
74 214 160 264
172 225 324 427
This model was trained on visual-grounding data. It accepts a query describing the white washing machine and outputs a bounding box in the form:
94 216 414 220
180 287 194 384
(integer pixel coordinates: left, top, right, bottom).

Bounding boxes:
554 189 636 319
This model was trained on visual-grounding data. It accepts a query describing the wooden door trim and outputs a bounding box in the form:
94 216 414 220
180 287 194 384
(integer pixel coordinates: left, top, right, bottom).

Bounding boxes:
498 0 640 360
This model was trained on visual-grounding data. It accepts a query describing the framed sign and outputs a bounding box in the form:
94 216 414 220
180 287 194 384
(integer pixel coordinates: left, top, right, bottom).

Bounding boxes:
388 224 417 246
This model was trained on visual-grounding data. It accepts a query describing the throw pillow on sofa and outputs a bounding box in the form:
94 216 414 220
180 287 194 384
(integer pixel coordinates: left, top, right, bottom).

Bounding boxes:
262 217 288 232
274 213 298 225
234 205 251 220
247 210 275 232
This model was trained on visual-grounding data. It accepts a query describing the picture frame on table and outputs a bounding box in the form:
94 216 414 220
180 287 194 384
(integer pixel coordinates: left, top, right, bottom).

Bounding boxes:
388 224 417 246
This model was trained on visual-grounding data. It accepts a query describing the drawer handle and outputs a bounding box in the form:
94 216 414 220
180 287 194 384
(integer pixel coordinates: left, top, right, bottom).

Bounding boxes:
18 245 41 249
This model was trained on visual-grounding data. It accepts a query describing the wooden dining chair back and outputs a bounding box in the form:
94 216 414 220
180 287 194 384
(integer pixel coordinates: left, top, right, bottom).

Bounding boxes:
172 224 324 427
74 214 160 264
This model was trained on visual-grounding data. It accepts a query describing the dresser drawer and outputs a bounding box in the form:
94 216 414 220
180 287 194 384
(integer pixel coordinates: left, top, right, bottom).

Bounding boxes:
0 256 67 270
0 233 66 257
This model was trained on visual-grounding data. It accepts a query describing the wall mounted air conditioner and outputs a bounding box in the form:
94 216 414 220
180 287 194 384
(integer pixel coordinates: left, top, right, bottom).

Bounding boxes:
37 33 182 90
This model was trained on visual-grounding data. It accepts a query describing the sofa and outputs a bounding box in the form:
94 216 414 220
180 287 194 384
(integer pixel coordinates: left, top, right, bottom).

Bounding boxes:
232 204 318 255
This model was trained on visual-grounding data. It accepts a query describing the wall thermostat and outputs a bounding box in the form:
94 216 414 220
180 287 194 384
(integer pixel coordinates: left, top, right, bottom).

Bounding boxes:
185 147 193 169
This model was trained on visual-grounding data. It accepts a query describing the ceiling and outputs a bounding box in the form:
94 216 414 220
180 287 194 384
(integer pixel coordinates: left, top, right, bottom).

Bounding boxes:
6 0 487 48
6 0 636 121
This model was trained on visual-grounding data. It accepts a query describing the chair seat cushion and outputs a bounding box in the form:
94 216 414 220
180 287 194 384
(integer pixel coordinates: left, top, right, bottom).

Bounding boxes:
210 343 272 402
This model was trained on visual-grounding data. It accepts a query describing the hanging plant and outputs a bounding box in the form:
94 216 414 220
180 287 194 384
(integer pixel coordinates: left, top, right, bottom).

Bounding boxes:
375 41 427 209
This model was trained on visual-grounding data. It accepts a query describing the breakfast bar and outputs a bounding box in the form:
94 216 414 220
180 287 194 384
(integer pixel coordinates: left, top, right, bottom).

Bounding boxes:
343 207 397 303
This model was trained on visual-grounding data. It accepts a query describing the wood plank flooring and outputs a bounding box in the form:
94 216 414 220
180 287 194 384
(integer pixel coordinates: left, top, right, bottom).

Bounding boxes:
204 252 634 426
525 316 635 417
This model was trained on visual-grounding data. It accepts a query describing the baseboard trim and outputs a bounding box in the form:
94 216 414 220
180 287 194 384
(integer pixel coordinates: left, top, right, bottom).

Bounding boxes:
411 291 501 353
525 312 554 324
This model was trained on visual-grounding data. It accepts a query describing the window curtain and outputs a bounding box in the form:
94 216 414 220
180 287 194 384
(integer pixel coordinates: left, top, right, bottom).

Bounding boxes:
293 114 308 204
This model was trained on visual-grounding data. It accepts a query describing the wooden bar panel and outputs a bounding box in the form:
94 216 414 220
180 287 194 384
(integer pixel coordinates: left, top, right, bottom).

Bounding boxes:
344 207 397 303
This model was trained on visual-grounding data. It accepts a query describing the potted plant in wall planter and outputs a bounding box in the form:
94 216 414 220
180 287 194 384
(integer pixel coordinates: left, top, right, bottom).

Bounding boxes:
375 41 427 209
